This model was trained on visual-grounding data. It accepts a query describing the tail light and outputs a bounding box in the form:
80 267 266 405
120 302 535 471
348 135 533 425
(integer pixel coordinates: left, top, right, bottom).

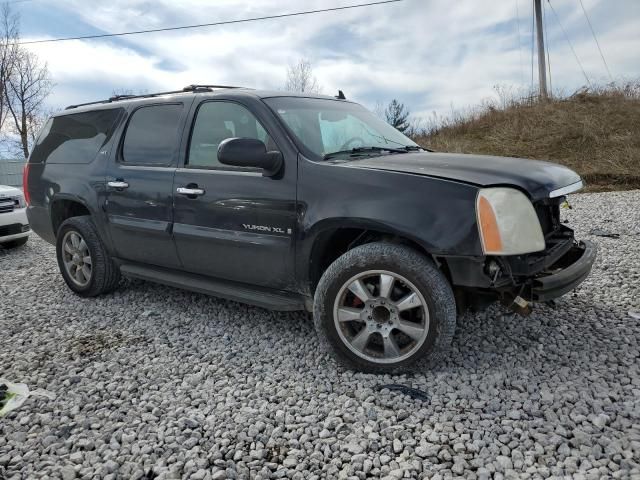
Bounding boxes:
22 163 31 205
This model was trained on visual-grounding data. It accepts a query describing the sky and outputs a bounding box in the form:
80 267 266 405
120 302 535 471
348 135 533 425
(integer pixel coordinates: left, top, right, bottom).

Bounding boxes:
16 0 640 123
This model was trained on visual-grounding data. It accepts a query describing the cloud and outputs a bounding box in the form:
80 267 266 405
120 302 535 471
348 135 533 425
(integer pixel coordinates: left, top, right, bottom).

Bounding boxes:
20 0 640 119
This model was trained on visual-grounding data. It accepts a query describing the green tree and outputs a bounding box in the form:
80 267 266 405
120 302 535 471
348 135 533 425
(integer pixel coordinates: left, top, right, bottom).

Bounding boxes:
385 99 410 133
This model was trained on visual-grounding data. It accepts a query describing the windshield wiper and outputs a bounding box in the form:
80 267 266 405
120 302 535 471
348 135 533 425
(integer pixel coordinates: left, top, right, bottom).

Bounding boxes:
323 146 409 160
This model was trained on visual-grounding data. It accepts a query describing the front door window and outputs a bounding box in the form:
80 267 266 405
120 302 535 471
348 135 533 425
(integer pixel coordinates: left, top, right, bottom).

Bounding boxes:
188 102 274 170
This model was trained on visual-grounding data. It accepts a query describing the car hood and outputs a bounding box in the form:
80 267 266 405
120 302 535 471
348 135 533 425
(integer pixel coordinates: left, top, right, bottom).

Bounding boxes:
340 152 582 201
0 185 23 197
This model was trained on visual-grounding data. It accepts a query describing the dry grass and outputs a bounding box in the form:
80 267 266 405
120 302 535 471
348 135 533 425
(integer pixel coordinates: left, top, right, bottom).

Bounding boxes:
413 82 640 191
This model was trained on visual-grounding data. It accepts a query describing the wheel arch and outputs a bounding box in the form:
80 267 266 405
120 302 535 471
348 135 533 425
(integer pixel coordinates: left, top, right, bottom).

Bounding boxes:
305 220 450 295
50 195 93 235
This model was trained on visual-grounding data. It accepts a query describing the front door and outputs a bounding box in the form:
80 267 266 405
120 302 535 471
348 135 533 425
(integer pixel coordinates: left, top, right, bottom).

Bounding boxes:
105 100 191 268
172 100 297 290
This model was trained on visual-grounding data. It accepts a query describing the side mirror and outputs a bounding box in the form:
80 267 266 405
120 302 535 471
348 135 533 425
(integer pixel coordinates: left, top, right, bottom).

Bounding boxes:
218 137 283 177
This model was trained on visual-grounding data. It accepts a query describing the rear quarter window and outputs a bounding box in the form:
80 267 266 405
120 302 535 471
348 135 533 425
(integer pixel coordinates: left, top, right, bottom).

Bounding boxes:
29 108 124 164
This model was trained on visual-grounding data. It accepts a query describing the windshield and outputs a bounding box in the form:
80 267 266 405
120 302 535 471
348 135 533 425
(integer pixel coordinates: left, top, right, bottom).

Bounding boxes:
264 97 418 158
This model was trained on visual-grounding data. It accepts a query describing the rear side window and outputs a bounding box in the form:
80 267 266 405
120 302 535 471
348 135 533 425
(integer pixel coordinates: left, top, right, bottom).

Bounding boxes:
122 104 183 166
29 108 123 164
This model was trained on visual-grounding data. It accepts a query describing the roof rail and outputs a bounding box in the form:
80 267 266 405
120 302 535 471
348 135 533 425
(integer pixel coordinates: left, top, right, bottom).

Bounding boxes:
65 84 245 110
182 84 242 91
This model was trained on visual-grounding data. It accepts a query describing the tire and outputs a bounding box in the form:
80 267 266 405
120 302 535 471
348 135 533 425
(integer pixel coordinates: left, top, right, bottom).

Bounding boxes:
1 236 28 249
56 216 121 297
313 242 456 373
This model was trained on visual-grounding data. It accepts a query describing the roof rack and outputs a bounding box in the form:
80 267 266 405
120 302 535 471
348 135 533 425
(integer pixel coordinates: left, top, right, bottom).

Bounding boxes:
65 84 244 110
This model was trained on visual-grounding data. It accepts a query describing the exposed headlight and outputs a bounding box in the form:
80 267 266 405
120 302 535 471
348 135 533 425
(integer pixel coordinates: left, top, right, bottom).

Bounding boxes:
476 187 545 255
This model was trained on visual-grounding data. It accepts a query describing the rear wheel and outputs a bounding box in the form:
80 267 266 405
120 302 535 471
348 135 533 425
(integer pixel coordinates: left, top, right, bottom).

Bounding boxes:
313 242 456 373
56 216 120 296
1 236 28 249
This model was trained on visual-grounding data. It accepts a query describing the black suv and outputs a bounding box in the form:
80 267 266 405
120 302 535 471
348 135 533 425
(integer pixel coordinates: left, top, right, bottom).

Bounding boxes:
24 85 596 372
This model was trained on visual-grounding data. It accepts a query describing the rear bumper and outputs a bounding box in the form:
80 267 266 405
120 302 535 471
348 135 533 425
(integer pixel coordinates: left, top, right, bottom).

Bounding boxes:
531 240 597 302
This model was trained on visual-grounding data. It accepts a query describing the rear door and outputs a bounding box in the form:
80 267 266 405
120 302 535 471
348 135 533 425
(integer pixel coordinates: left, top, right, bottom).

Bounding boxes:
105 99 192 268
171 99 297 290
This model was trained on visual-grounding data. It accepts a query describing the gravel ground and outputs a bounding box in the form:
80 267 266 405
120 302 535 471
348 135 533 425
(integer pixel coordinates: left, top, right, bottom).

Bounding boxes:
1 190 639 480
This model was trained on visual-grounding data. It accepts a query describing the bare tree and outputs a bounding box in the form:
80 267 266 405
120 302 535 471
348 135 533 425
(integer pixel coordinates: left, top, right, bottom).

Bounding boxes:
6 48 52 158
0 3 19 133
284 58 321 94
112 88 135 97
373 100 386 119
111 88 148 97
0 3 53 159
26 105 55 147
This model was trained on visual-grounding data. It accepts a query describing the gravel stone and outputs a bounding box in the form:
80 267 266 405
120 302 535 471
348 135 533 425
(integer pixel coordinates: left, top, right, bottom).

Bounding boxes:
69 451 83 464
592 413 610 429
1 190 640 478
496 455 514 471
60 466 76 480
392 438 403 453
452 442 465 453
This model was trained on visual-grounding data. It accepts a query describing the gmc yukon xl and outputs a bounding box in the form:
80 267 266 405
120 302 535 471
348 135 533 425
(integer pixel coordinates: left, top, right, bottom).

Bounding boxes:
24 85 596 372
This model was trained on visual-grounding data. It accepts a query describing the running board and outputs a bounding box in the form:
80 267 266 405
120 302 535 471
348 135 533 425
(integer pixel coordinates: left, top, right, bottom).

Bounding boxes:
119 263 306 311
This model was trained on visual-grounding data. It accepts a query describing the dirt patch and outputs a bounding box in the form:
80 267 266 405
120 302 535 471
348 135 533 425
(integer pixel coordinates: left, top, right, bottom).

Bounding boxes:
66 330 146 359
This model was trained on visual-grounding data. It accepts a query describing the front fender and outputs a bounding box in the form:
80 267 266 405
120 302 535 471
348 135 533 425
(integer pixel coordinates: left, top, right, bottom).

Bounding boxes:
296 157 483 289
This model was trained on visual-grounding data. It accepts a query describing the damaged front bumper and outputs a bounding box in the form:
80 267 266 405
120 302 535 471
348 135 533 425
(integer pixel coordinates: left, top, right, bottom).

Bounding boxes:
530 240 597 302
445 238 597 314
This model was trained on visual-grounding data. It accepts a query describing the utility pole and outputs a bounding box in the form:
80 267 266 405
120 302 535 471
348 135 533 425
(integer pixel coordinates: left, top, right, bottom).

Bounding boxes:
534 0 548 99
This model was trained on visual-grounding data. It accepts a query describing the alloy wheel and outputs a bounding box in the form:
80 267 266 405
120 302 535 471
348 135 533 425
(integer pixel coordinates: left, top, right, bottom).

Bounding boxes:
61 230 92 287
333 270 429 364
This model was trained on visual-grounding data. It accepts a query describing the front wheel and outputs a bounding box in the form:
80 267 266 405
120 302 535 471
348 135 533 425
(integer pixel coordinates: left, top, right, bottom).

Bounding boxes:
313 242 456 373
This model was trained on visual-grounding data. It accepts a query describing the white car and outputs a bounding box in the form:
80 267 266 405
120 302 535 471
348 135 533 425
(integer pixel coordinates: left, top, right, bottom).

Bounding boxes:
0 185 30 249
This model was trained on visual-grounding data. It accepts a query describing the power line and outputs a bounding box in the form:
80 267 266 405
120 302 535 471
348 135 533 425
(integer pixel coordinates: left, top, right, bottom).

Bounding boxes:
547 0 591 87
18 0 403 45
578 0 613 82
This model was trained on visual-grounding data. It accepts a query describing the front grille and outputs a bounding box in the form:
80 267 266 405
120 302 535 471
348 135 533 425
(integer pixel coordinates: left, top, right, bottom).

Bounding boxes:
507 225 575 276
0 223 24 236
0 198 16 214
534 200 562 236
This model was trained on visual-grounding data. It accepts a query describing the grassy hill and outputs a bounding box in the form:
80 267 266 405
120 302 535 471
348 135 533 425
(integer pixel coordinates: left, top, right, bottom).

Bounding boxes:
413 83 640 191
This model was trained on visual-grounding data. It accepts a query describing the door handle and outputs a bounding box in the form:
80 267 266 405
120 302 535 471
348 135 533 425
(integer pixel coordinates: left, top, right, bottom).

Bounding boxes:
177 186 205 196
107 180 129 189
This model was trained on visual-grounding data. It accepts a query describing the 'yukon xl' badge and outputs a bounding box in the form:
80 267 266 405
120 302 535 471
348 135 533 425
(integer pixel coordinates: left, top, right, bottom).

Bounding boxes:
242 224 291 235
